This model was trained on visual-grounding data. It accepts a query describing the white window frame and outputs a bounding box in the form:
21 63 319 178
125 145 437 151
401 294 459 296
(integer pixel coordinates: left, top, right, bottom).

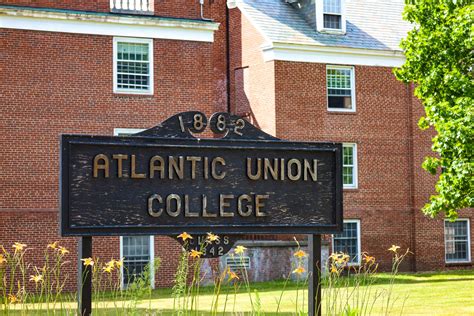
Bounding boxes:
113 37 154 95
316 0 346 34
444 219 471 264
326 65 356 112
332 219 361 266
119 236 155 289
342 143 358 189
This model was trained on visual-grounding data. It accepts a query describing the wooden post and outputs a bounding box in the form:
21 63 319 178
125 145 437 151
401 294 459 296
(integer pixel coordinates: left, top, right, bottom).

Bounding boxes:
78 236 92 316
308 234 322 316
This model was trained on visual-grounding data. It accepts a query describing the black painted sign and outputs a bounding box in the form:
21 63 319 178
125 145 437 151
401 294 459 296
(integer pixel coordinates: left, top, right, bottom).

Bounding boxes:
60 112 343 236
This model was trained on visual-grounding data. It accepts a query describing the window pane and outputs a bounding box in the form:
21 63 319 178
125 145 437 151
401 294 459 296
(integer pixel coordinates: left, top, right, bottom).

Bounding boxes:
343 145 355 186
323 14 342 29
334 222 359 263
327 68 352 109
116 42 150 92
122 236 152 286
444 221 469 262
324 0 341 13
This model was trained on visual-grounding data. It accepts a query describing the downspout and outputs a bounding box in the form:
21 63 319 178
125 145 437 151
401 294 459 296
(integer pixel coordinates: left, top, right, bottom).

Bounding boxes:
199 0 213 21
225 3 231 113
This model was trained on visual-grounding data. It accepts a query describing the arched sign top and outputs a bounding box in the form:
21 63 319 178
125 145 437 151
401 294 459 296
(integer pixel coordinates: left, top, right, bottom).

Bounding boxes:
135 111 279 141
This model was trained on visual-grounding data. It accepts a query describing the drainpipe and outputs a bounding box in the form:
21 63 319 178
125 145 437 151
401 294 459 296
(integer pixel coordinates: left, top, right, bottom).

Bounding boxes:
225 3 231 113
199 0 213 21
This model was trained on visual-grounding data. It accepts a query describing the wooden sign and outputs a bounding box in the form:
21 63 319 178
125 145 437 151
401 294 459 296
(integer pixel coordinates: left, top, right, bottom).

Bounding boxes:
60 111 343 236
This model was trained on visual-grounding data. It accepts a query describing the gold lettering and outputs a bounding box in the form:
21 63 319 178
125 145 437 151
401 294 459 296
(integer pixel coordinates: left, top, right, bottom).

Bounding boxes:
287 159 302 181
304 159 318 181
186 156 201 179
131 155 146 179
112 154 128 178
264 158 279 180
255 194 269 217
219 194 234 217
168 156 184 180
184 194 199 217
237 194 253 216
204 157 209 179
93 154 109 178
246 158 261 180
148 194 163 217
202 195 216 217
280 158 285 180
149 156 165 179
166 194 181 217
212 157 226 180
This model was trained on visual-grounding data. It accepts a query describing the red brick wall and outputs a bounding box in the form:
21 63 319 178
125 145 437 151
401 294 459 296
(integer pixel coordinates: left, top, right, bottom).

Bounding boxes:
0 0 222 20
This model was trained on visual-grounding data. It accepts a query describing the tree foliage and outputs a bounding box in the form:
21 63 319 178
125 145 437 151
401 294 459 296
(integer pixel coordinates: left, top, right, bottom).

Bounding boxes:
395 0 473 219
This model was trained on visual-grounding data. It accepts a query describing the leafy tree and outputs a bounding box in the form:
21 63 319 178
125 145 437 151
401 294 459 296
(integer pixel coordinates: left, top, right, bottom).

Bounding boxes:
395 0 473 220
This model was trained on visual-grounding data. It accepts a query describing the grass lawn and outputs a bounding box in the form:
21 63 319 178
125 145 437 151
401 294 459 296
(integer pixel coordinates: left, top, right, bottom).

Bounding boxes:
6 270 474 315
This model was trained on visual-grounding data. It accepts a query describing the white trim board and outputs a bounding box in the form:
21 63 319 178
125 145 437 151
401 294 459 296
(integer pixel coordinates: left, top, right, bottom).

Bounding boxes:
262 43 405 67
0 7 218 42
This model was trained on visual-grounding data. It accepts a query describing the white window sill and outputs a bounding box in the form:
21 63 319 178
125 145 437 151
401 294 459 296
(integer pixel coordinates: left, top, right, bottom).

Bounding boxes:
343 186 358 190
445 260 471 264
318 28 346 35
113 89 154 96
328 108 356 113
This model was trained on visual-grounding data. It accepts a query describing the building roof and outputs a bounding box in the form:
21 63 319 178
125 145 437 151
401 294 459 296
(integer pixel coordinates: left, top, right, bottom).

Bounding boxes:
237 0 412 52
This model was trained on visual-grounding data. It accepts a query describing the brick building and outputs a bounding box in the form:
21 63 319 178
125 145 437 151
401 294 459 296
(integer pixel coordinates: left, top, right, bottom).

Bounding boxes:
0 0 472 290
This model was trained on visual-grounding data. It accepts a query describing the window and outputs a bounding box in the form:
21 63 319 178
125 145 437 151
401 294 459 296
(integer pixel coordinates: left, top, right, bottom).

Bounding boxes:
444 219 471 263
120 236 155 288
226 256 251 269
342 143 357 188
326 66 355 111
323 0 342 29
113 38 153 94
333 220 361 265
316 0 346 33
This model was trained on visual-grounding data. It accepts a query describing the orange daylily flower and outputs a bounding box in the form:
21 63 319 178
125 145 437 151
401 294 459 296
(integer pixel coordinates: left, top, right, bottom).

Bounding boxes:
228 270 240 281
177 232 193 242
234 245 247 255
388 245 400 253
206 233 220 243
293 250 307 258
58 246 69 255
292 266 305 275
47 241 58 250
81 258 94 267
8 294 19 304
0 254 6 265
12 242 27 253
115 258 124 269
29 274 44 283
189 249 203 258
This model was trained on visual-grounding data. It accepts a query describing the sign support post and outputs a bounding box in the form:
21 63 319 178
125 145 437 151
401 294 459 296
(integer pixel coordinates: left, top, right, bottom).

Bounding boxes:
308 234 322 316
78 236 93 316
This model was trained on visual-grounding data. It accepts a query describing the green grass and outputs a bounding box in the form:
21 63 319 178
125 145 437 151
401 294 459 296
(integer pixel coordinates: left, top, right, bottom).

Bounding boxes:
6 270 474 315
